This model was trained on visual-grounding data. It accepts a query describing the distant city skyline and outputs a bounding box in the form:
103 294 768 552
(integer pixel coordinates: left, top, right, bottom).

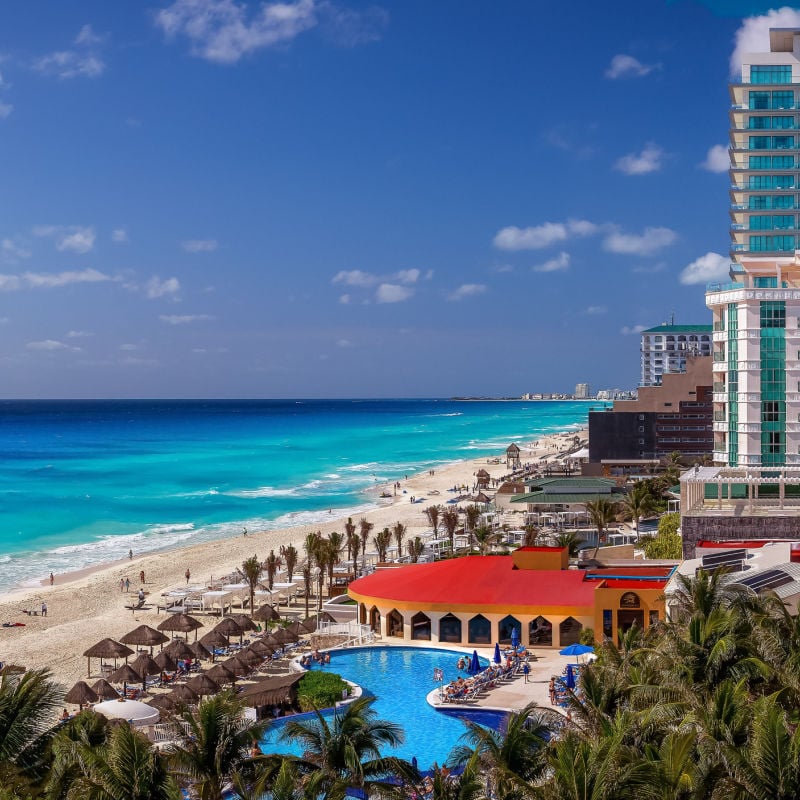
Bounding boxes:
0 1 795 398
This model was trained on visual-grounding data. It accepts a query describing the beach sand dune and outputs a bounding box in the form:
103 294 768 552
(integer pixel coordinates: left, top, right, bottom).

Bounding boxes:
0 430 585 686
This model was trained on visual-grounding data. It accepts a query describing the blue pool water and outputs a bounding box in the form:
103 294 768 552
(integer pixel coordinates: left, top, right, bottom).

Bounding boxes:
259 646 504 768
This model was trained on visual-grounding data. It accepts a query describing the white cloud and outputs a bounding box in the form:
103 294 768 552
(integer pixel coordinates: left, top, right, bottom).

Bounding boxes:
112 228 129 243
731 7 800 78
338 293 350 304
119 343 139 351
586 305 607 315
34 51 104 79
395 268 420 284
605 54 659 79
0 102 12 119
493 219 596 251
146 276 181 299
615 143 664 175
66 330 93 338
0 268 111 291
181 239 218 252
603 226 677 256
75 24 103 46
620 325 647 335
375 283 412 303
27 339 80 352
336 338 353 347
155 0 319 64
679 252 730 286
319 3 388 47
333 269 378 287
1 239 31 263
160 313 215 324
701 144 729 173
491 264 514 274
533 252 570 273
447 283 487 301
33 225 96 254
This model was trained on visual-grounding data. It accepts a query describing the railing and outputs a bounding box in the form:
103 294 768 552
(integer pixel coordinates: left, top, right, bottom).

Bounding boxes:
707 281 745 292
713 411 726 421
713 321 725 331
713 352 727 361
317 620 375 646
713 382 726 392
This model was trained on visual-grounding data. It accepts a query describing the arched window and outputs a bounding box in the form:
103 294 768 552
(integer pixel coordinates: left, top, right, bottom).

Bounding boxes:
411 612 431 641
439 613 462 643
369 606 381 633
620 592 641 609
468 614 491 645
529 615 553 646
559 616 583 647
498 615 521 645
386 609 404 638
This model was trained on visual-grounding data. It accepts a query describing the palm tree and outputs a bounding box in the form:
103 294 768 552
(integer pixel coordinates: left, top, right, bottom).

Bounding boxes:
344 517 357 562
373 528 392 563
425 752 484 800
349 533 361 578
450 703 550 800
241 555 262 613
522 524 540 547
168 691 269 800
278 696 416 800
407 536 425 563
265 550 280 591
618 483 656 539
425 505 441 536
464 505 481 535
584 498 619 557
280 545 298 583
556 530 581 558
392 522 407 557
472 526 499 556
442 508 459 556
0 667 63 789
301 562 312 619
325 532 344 589
49 720 180 800
358 518 374 573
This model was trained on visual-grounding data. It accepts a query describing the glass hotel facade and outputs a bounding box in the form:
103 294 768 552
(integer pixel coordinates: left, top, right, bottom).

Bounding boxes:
708 29 800 467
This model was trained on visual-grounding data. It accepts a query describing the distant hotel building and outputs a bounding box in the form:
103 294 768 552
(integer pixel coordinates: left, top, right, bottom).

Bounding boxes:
574 383 591 399
640 324 712 387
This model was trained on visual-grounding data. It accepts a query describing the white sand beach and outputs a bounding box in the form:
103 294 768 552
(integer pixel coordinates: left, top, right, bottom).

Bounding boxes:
0 429 586 687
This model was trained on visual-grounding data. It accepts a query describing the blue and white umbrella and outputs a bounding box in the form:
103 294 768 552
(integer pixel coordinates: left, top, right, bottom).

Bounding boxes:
468 649 481 674
559 643 593 657
493 642 502 664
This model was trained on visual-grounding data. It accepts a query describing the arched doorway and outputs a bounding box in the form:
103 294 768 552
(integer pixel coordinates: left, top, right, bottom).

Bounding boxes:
439 613 462 643
386 609 404 638
359 603 367 625
617 592 644 638
468 614 491 644
498 615 521 645
559 616 582 647
411 612 431 641
529 616 552 646
369 606 381 633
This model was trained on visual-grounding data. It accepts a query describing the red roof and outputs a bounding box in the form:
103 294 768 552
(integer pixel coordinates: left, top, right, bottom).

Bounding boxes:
599 579 669 589
586 566 673 578
348 556 597 611
697 539 771 549
516 546 565 553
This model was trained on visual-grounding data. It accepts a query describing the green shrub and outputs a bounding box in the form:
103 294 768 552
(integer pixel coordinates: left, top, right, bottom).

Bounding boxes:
297 671 350 712
579 628 595 646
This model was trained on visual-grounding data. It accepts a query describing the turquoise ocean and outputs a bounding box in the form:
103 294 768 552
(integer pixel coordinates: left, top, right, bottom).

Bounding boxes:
0 399 600 593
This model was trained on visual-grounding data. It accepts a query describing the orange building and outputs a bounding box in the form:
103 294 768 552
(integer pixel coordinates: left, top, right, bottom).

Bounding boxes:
347 547 672 648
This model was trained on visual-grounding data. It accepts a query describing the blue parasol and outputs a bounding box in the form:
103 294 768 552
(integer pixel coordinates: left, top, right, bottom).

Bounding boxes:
565 663 575 690
468 649 481 674
559 643 593 657
493 642 501 664
511 627 520 649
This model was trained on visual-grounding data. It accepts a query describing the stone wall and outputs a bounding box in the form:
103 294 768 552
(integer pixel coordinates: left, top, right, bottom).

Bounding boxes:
681 515 800 558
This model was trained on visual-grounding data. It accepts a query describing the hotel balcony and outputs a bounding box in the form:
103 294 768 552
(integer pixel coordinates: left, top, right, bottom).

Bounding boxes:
713 421 729 432
786 422 800 433
713 449 728 462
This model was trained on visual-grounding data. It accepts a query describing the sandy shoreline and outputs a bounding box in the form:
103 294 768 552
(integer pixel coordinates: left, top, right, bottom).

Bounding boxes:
0 428 585 687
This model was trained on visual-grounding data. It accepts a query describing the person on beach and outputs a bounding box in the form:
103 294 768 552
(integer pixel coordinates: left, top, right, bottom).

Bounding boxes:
138 588 145 604
41 602 47 617
242 527 247 537
128 549 133 560
139 570 145 584
119 578 124 592
185 568 191 584
523 661 530 683
549 677 556 704
49 572 54 586
125 577 130 592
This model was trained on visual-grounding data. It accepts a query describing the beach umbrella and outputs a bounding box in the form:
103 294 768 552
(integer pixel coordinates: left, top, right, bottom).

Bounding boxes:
228 613 257 632
185 673 220 697
130 653 161 691
223 655 252 677
214 618 243 637
493 643 502 665
147 694 176 713
272 628 298 645
467 650 481 675
107 663 141 697
205 663 235 685
163 639 195 661
168 684 199 705
252 604 280 623
119 625 169 654
236 648 263 667
200 630 230 649
559 644 593 658
154 650 178 672
157 613 204 640
286 621 305 638
511 628 520 649
91 679 120 700
565 664 576 690
83 638 134 677
248 640 274 658
65 681 98 709
188 641 212 661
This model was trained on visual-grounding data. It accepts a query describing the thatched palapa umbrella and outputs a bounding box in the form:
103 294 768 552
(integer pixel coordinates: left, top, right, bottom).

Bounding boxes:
107 663 141 696
228 613 257 632
199 630 229 661
83 638 134 678
214 618 243 638
222 655 251 677
65 680 99 709
188 641 212 661
235 648 263 667
147 694 176 713
271 628 298 645
163 639 195 661
130 653 161 691
156 613 204 641
205 662 235 685
247 640 274 658
286 621 304 638
91 679 120 700
168 683 199 704
119 625 169 654
185 673 220 697
154 650 178 672
252 604 280 623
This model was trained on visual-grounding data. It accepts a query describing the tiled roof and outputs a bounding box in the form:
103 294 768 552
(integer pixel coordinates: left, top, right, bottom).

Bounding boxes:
640 324 712 334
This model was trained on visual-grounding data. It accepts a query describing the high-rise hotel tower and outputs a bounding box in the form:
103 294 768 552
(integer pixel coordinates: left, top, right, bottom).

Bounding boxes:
707 28 800 467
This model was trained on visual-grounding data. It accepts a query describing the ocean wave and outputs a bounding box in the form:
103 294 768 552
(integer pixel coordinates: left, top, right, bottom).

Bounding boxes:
150 523 195 535
225 486 298 498
339 462 380 473
426 412 463 417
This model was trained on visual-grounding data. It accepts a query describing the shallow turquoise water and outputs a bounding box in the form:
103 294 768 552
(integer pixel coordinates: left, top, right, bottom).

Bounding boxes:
0 399 600 591
259 646 501 769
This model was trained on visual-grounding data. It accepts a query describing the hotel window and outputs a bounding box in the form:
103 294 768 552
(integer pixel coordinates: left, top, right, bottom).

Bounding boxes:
754 277 778 287
750 65 793 85
749 155 772 169
773 136 795 150
774 215 796 229
762 401 780 422
773 155 795 168
749 115 771 129
749 136 771 150
750 215 774 230
773 90 795 108
750 91 770 109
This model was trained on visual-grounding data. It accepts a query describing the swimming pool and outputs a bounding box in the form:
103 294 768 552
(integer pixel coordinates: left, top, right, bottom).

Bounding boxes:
258 646 505 769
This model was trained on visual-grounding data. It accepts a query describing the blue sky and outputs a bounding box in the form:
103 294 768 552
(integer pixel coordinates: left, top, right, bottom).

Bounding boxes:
0 0 796 398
